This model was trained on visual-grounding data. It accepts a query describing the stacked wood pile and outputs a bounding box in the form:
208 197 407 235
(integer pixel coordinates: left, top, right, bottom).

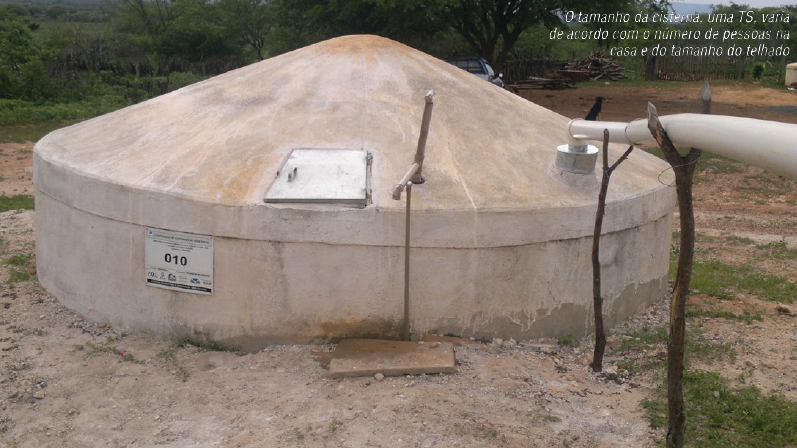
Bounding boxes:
557 70 591 82
508 76 574 91
562 52 626 81
506 52 625 91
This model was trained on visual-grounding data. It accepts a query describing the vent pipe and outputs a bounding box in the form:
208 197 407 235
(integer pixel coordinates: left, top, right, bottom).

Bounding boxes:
562 109 797 180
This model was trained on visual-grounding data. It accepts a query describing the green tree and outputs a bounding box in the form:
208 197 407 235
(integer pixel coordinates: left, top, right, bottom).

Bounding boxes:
272 0 670 70
0 8 36 98
45 5 67 21
219 0 274 60
154 0 239 64
17 58 56 100
0 8 35 67
0 9 59 101
117 0 246 75
118 0 173 38
434 0 561 68
2 4 28 18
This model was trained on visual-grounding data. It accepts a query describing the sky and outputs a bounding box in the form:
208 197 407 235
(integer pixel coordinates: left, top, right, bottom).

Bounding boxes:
672 0 795 8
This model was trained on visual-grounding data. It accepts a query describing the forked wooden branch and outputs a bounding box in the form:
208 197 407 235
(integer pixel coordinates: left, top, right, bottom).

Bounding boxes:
591 130 635 372
648 82 711 448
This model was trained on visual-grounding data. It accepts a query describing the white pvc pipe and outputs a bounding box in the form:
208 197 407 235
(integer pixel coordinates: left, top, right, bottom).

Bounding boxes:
568 114 797 180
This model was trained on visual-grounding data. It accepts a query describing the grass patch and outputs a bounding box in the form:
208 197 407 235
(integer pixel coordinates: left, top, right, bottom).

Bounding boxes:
725 235 755 246
86 336 141 363
642 150 744 175
9 360 33 371
0 195 34 212
687 308 762 325
175 331 239 352
6 268 32 283
672 230 681 255
642 147 666 160
616 325 733 369
3 254 30 266
699 152 745 175
86 336 117 355
643 370 797 447
617 357 654 375
619 326 667 352
4 253 35 284
293 427 305 442
0 97 125 127
10 324 47 336
328 418 343 434
671 245 797 303
695 232 719 244
157 348 177 362
528 413 561 423
473 424 499 440
755 241 797 261
556 333 580 347
686 330 736 365
157 348 190 381
689 259 797 303
736 360 757 384
739 173 791 196
0 120 70 143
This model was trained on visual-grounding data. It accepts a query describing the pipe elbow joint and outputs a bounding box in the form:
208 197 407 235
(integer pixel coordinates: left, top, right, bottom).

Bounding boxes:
424 90 435 104
391 183 405 200
566 119 587 149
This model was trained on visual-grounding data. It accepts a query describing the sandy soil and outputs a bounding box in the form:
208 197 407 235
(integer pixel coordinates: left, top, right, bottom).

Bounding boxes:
1 83 795 447
0 143 34 197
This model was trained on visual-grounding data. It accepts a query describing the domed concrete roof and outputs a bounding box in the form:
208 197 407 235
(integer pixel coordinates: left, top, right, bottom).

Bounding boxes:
36 35 668 210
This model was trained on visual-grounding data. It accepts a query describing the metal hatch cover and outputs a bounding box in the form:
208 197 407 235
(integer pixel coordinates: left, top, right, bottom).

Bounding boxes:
264 148 368 206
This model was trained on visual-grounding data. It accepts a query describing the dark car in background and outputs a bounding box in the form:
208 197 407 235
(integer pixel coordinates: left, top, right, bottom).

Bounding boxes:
444 57 504 88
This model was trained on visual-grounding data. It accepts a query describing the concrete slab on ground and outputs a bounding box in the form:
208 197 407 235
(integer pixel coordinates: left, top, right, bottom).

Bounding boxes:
329 339 456 378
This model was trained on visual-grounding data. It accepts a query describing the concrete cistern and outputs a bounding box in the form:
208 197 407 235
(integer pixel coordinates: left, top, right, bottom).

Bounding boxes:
33 35 675 350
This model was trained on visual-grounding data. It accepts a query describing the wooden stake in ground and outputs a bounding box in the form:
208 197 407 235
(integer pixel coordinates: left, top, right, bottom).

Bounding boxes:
591 130 634 372
646 83 711 448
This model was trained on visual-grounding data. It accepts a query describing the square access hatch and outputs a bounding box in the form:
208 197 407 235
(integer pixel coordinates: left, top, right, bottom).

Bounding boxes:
264 148 370 206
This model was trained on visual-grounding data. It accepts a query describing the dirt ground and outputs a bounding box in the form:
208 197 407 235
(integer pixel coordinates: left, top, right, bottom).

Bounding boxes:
517 81 797 124
0 143 33 197
1 82 796 447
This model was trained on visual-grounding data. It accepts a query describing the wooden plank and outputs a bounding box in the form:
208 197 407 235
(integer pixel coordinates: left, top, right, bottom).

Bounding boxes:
329 339 456 378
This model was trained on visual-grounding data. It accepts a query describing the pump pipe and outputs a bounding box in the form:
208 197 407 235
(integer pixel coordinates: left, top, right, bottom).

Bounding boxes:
392 163 420 200
402 181 413 341
390 90 436 340
392 90 435 200
566 110 797 181
412 90 436 183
